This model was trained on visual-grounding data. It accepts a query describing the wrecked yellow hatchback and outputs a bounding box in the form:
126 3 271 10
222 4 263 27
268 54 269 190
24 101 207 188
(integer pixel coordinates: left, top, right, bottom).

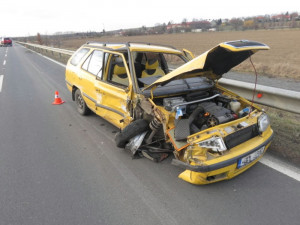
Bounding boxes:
65 41 273 184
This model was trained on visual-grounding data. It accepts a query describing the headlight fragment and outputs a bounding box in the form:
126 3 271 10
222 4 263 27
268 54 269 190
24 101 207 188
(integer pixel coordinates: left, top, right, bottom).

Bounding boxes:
198 136 227 152
258 113 270 133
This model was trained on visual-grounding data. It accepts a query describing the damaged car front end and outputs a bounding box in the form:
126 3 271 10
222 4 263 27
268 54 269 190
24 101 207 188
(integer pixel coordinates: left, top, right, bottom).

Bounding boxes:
121 40 273 184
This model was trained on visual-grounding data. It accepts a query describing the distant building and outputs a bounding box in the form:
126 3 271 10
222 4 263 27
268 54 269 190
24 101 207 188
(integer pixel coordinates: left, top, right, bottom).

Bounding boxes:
166 23 191 30
191 29 202 33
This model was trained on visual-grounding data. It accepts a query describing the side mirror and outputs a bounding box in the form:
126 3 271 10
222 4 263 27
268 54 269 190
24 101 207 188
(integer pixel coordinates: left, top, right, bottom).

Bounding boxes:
183 49 195 60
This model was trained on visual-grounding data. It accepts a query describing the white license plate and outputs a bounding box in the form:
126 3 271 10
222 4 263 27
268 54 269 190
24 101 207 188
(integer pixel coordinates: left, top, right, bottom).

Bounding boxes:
237 146 265 169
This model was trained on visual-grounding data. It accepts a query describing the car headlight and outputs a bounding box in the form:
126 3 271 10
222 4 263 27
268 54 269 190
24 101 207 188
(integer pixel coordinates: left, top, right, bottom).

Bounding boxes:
198 136 227 152
258 113 270 133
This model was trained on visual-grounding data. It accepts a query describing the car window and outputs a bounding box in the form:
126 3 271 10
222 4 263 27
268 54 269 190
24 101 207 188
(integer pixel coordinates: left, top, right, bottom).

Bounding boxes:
162 53 186 71
82 54 92 71
105 54 129 87
141 52 162 65
88 50 104 76
70 48 89 66
83 50 104 77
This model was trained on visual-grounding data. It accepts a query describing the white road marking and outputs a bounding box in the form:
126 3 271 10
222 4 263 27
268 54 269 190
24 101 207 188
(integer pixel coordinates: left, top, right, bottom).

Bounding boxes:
0 75 3 92
40 54 66 68
260 154 300 182
3 60 6 66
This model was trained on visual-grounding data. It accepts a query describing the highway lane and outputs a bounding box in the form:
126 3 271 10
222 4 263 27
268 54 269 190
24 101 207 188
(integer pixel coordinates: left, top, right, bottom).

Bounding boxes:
0 44 299 225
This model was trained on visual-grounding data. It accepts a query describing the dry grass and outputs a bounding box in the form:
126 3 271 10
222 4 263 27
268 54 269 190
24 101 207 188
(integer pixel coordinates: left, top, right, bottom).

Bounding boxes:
262 106 300 166
58 29 300 81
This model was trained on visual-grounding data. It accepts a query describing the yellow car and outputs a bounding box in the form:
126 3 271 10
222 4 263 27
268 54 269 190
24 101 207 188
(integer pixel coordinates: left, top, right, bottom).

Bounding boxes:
65 40 273 185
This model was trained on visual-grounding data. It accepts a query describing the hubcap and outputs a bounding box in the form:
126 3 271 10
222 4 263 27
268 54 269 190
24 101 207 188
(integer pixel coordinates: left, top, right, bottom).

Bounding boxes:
77 94 84 109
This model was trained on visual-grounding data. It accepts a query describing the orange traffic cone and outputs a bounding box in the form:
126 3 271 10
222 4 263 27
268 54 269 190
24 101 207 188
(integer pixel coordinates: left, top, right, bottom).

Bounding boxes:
52 91 65 105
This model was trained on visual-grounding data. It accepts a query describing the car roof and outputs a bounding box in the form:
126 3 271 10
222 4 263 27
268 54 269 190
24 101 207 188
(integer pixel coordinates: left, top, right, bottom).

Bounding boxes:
83 42 182 54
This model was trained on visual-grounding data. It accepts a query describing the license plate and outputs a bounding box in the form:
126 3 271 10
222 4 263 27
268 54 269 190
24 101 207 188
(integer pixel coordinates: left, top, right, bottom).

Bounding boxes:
237 146 265 169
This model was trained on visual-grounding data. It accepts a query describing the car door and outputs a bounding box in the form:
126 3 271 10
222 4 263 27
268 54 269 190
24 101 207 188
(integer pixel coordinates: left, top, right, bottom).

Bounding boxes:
65 47 90 92
79 50 104 111
94 52 133 129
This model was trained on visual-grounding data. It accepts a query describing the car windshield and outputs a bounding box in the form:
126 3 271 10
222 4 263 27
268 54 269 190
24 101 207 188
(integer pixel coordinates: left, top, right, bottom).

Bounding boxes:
132 51 186 79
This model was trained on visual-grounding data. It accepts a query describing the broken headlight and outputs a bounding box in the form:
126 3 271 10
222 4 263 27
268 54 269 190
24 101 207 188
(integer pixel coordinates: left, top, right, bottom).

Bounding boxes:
258 113 270 133
198 136 227 152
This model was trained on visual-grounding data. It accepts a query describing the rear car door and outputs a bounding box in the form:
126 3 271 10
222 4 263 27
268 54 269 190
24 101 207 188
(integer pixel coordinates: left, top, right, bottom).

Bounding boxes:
65 47 90 93
79 50 104 111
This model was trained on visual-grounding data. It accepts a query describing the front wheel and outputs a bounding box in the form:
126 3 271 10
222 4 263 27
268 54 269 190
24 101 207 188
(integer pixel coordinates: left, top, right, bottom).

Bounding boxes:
74 89 90 115
115 119 149 148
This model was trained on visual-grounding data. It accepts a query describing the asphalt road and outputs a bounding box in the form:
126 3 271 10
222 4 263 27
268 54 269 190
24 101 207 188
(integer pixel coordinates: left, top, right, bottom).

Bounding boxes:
0 44 299 225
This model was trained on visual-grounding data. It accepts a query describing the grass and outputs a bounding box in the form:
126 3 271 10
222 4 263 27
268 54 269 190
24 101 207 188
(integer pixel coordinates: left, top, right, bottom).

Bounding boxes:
263 106 300 166
55 29 300 81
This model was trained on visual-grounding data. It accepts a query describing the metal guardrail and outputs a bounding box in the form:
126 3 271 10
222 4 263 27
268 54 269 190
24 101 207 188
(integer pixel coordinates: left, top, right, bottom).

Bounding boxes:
218 78 300 114
17 41 74 64
17 42 300 114
17 41 74 55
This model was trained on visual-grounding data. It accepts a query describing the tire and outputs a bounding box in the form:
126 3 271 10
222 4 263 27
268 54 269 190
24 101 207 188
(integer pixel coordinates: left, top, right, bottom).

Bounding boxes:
74 89 90 115
115 119 149 148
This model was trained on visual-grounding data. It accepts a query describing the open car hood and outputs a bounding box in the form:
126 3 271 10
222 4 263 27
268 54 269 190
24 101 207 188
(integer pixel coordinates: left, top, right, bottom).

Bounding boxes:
143 40 269 91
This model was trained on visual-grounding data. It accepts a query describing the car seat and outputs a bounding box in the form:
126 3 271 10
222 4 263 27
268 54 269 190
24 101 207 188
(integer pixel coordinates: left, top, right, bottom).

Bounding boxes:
141 59 165 78
111 63 129 86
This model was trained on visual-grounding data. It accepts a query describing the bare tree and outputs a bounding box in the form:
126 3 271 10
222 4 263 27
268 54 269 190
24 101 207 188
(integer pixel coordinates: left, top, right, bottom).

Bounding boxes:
36 33 43 45
230 18 243 30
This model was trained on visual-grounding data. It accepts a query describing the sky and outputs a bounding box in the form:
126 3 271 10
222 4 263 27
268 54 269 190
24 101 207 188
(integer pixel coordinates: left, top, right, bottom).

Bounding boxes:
1 0 299 37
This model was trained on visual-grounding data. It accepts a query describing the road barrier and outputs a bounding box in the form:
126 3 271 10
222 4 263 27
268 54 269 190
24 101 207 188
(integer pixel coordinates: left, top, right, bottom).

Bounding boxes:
18 41 74 64
17 42 300 114
218 78 300 114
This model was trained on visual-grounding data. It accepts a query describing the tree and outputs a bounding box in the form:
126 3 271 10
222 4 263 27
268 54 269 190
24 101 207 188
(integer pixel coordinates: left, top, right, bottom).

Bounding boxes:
243 20 255 29
229 18 243 30
167 20 174 25
36 33 43 45
216 19 222 26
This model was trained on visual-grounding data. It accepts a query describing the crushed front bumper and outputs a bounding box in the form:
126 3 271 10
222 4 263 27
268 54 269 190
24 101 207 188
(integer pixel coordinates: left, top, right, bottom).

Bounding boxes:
172 130 274 185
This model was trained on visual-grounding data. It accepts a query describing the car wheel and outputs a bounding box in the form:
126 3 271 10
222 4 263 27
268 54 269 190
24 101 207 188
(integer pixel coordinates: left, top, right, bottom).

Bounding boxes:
75 89 90 115
115 119 149 148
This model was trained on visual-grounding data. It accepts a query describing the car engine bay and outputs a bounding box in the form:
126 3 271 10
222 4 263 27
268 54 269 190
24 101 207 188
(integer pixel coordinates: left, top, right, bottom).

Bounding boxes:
150 82 253 141
162 91 240 140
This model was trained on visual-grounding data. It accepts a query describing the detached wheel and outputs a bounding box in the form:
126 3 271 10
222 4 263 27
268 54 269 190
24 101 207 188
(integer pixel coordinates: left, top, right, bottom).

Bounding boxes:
115 119 149 148
75 89 90 115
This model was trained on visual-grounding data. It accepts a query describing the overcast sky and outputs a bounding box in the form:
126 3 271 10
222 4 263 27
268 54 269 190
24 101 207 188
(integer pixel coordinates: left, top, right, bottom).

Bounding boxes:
1 0 299 37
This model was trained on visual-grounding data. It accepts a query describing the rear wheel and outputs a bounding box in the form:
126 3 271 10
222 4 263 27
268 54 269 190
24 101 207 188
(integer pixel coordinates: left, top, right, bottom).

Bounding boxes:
75 89 90 115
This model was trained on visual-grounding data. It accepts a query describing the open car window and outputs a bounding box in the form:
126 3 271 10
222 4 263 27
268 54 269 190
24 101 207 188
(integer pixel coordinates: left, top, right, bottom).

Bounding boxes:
132 51 186 78
162 53 186 71
104 54 129 88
